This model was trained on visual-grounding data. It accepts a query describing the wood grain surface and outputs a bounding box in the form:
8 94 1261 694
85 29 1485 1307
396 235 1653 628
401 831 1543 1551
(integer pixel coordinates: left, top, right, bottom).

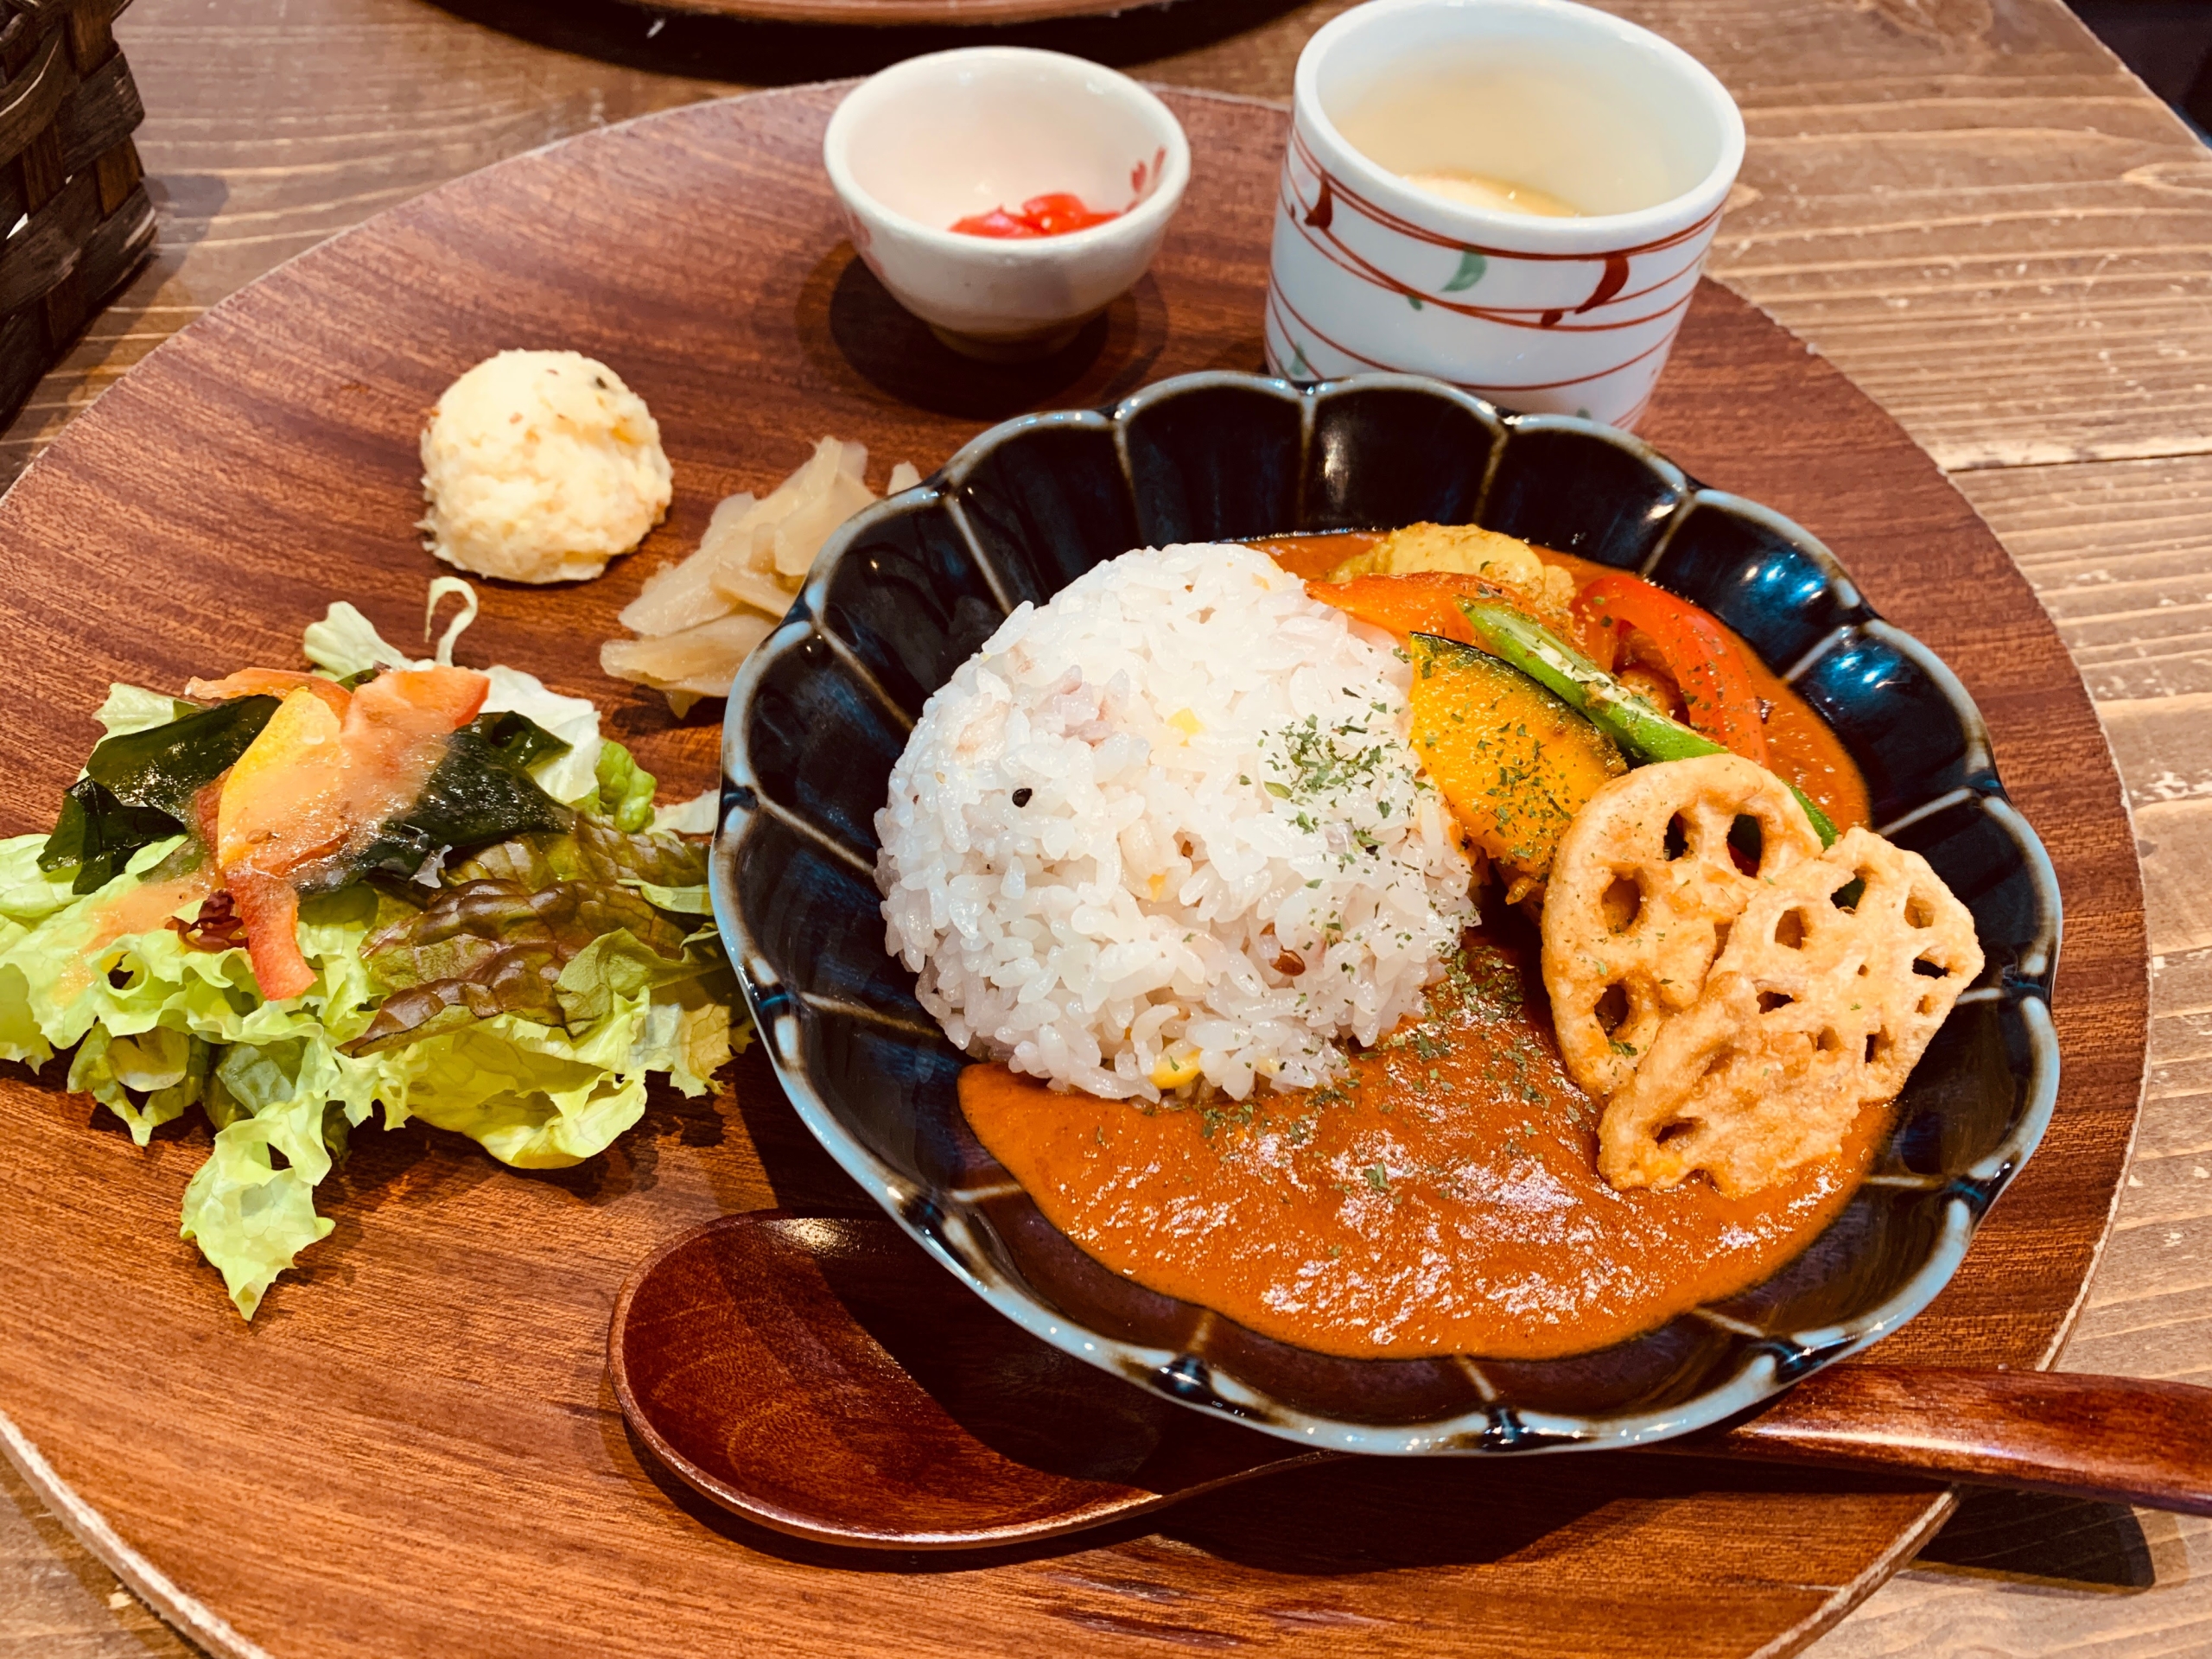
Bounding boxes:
0 82 2146 1659
0 0 2204 1655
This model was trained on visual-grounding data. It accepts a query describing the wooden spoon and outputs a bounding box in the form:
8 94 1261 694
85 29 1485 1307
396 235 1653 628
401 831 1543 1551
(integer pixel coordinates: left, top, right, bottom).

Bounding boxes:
609 1211 2212 1550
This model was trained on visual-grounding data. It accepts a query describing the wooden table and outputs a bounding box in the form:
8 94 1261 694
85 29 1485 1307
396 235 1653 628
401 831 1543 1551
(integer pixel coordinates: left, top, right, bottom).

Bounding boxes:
3 0 2206 1652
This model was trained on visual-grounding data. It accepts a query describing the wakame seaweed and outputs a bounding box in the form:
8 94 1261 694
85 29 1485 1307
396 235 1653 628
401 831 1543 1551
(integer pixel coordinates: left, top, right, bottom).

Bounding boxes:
83 694 282 818
41 782 196 893
349 715 575 880
467 709 573 774
41 699 574 893
39 695 282 891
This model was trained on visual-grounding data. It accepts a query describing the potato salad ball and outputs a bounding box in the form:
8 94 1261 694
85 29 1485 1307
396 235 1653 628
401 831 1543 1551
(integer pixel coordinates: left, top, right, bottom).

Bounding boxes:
419 350 672 584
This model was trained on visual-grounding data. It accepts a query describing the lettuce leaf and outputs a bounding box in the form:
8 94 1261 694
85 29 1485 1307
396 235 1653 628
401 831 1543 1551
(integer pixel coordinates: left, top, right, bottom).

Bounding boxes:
348 874 691 1052
179 1045 353 1316
626 880 712 915
378 996 652 1166
587 741 657 831
481 666 602 806
95 684 199 740
1 834 86 929
0 849 400 1315
0 808 741 1319
302 601 422 680
448 812 708 893
652 788 719 836
626 978 734 1097
1 837 93 1063
0 586 747 1321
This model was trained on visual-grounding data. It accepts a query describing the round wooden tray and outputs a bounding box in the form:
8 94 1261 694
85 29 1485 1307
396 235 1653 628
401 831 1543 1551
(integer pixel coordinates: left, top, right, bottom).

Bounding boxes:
0 86 2145 1659
652 0 1180 29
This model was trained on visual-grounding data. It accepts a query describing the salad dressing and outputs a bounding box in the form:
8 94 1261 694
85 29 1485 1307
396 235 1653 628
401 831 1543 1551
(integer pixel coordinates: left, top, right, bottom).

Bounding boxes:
57 868 216 1003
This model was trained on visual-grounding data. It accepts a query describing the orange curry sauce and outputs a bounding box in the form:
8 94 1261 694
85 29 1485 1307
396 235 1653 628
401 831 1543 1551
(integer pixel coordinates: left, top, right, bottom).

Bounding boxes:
957 532 1882 1360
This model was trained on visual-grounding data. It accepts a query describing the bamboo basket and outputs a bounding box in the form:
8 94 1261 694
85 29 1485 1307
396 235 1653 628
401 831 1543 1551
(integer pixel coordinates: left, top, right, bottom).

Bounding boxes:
0 0 154 430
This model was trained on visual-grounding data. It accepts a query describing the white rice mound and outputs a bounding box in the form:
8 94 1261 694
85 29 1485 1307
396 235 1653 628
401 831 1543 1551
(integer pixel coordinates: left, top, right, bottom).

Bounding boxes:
875 542 1476 1102
419 349 673 585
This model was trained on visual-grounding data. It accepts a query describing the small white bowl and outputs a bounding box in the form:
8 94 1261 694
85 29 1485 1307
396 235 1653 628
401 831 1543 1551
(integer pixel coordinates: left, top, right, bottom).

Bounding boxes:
823 48 1191 362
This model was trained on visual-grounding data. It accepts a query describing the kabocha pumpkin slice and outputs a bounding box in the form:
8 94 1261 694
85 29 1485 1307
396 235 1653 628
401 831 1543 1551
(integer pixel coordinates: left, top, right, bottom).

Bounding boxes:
1407 632 1626 888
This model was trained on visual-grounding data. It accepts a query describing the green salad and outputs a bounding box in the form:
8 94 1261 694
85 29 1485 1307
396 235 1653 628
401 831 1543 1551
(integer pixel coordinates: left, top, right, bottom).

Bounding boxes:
0 582 744 1318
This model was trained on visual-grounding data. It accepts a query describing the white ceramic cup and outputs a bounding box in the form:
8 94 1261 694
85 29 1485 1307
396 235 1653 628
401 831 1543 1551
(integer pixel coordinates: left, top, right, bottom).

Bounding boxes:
824 48 1191 363
1264 0 1745 429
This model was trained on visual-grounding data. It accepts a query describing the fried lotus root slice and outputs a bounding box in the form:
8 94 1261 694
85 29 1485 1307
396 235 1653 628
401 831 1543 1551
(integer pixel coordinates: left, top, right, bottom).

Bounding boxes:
1541 753 1824 1099
1598 828 1986 1197
1749 826 1986 1097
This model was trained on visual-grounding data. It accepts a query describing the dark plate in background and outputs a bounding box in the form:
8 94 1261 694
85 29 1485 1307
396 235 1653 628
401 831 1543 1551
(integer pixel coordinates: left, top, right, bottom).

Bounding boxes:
712 369 2062 1455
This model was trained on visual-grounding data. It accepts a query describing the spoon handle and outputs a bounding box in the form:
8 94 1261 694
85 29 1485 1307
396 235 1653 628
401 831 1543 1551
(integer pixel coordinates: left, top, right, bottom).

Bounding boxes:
1696 1365 2212 1514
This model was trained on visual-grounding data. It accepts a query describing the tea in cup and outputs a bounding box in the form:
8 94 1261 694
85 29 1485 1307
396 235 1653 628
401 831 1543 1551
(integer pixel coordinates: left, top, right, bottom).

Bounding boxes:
1265 0 1745 429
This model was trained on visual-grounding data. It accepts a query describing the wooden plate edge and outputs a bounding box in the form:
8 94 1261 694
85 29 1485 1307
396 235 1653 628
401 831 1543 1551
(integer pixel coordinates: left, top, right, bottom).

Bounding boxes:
1761 1492 1956 1659
1710 285 2152 1379
0 1407 265 1659
644 0 1196 28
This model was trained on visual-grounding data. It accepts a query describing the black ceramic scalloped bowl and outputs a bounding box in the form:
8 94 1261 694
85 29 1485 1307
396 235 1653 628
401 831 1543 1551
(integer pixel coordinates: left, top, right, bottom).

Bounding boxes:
711 372 2060 1456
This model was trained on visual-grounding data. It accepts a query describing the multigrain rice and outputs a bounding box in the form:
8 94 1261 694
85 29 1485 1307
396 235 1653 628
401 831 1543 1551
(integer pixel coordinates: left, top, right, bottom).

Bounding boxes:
874 543 1475 1101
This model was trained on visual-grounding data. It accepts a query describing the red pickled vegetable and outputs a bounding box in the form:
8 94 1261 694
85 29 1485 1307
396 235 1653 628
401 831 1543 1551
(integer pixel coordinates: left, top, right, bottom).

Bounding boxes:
1018 193 1119 234
950 193 1121 239
949 207 1042 238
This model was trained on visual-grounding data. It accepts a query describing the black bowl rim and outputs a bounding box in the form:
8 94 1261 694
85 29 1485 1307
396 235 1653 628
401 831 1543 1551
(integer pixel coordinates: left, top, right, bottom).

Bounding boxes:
711 369 2063 1456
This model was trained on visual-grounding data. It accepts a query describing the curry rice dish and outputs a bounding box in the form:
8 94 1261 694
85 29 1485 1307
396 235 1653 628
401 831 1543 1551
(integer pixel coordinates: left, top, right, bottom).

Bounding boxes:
875 527 1982 1361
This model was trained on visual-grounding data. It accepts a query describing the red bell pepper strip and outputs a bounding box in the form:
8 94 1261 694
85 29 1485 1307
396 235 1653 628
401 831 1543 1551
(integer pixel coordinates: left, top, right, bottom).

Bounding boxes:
1306 572 1510 642
1572 574 1770 765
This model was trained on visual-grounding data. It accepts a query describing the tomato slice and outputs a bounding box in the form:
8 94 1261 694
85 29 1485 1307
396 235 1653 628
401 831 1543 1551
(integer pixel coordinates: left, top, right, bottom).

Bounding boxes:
202 665 490 1003
345 664 487 745
1573 574 1770 765
187 668 351 720
226 870 316 1001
